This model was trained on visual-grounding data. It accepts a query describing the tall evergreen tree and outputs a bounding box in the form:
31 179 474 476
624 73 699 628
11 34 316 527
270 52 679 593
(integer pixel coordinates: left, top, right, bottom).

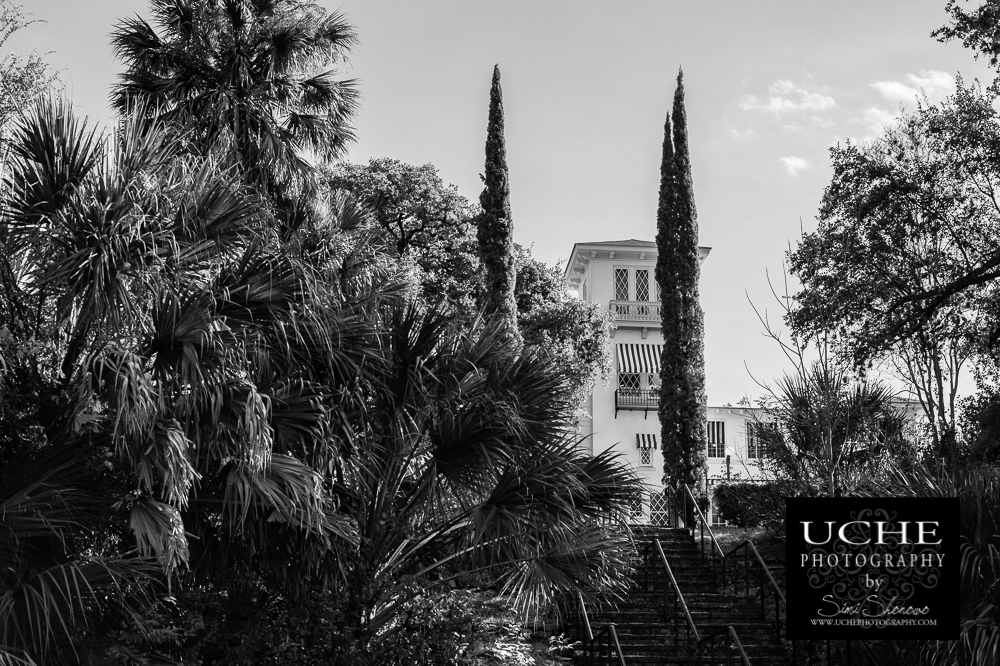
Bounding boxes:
477 65 521 340
655 69 708 493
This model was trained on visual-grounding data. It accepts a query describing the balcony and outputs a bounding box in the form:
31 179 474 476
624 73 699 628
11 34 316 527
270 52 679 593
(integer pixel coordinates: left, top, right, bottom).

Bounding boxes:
609 300 660 329
615 389 659 417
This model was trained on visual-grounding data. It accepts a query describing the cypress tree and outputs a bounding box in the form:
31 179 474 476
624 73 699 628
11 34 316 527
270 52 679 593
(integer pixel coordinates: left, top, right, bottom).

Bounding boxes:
655 69 708 494
477 65 521 341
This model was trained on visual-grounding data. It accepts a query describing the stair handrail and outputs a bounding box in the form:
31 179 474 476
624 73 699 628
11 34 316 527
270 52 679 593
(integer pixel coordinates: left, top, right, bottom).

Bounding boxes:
722 539 785 639
605 624 626 666
680 483 726 584
584 623 627 666
578 591 594 641
656 538 700 644
640 537 700 663
575 594 626 665
696 626 753 666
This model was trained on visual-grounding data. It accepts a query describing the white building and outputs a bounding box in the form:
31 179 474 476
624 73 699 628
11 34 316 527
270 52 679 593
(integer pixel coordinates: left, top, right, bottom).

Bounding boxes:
564 239 765 524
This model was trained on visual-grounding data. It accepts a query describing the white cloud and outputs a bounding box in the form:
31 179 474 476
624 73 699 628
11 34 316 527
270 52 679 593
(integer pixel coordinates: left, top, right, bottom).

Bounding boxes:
871 70 954 104
730 127 758 139
780 156 809 176
739 80 836 115
863 106 898 133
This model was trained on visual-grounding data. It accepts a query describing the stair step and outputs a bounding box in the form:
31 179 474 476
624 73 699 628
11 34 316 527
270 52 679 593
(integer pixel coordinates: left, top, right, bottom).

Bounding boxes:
572 525 794 665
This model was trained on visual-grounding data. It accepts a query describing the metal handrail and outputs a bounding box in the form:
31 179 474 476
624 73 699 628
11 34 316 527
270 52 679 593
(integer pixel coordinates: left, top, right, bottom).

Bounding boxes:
575 594 626 666
697 626 753 666
656 539 700 643
727 626 752 666
722 539 785 639
680 483 726 585
639 537 700 664
584 623 627 666
606 624 626 666
579 591 593 641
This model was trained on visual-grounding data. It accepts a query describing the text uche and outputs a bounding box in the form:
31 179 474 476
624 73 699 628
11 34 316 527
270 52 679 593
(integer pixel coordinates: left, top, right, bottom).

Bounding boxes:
801 521 942 546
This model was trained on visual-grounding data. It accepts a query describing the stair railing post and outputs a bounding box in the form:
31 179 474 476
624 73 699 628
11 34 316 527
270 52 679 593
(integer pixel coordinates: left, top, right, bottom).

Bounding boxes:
744 545 749 596
759 556 765 619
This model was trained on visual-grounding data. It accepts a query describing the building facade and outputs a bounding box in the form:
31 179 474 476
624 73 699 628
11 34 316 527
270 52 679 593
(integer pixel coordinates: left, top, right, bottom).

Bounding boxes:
564 239 764 524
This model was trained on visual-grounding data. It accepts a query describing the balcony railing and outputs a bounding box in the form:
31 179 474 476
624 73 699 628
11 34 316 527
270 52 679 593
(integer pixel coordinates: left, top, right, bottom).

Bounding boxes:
609 300 660 322
615 388 659 416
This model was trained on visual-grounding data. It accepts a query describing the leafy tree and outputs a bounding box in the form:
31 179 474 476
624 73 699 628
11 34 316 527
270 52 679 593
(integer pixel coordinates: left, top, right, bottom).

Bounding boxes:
514 245 611 407
788 82 995 460
935 0 1000 76
330 158 480 310
655 69 708 493
111 0 359 203
477 65 520 341
0 1 58 134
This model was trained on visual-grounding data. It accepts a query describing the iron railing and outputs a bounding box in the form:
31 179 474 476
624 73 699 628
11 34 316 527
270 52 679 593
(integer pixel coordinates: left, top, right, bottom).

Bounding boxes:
609 300 661 321
574 592 627 666
723 539 785 639
639 538 699 662
697 626 753 666
679 484 726 586
614 389 658 416
721 534 879 665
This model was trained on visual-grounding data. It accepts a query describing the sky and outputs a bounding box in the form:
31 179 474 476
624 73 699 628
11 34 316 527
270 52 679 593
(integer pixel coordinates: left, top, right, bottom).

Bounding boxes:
6 0 996 405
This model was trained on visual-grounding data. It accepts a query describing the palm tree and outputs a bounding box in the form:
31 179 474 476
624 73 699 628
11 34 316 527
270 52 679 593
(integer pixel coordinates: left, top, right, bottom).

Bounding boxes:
111 0 359 201
0 96 367 605
871 464 1000 666
756 357 907 497
2 96 640 662
0 447 160 665
340 304 641 656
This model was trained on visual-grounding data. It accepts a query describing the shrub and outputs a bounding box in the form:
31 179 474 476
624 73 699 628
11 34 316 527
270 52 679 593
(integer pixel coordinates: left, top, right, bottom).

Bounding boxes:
713 481 791 528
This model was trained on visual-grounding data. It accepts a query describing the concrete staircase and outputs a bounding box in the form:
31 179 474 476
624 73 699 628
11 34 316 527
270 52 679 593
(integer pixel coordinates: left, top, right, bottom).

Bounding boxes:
575 526 790 665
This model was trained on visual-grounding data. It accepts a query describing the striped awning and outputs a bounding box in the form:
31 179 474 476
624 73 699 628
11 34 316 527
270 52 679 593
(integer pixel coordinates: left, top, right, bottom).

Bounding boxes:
616 344 663 374
636 434 658 450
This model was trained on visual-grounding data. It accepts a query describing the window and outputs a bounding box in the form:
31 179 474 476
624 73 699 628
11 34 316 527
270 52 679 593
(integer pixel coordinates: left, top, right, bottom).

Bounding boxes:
647 373 660 391
746 422 775 459
707 421 725 458
639 447 652 466
618 373 640 392
635 269 649 302
614 268 629 301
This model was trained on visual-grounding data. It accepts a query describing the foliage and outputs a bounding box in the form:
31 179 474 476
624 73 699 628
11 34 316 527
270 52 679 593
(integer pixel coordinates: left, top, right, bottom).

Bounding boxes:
338 306 640 650
748 352 912 497
655 69 708 491
106 583 365 666
477 65 520 341
959 360 1000 462
0 1 58 134
788 81 998 459
1 97 372 602
370 587 574 666
712 481 792 528
865 464 1000 666
331 158 480 310
0 446 158 665
111 0 359 203
514 245 612 407
935 0 1000 76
